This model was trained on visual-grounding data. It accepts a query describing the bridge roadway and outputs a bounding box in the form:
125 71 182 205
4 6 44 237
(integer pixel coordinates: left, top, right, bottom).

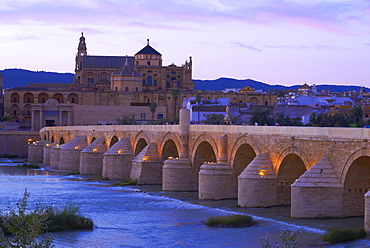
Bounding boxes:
28 109 370 229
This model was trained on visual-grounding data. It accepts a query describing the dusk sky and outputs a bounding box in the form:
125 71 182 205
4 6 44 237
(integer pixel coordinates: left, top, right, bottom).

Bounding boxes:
1 0 370 86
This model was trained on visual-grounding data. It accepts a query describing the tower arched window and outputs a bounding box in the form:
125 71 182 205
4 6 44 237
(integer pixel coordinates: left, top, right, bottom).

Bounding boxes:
147 76 152 86
147 61 150 66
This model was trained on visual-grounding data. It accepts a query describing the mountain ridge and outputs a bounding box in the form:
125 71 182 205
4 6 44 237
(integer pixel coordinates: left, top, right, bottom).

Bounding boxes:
0 68 367 93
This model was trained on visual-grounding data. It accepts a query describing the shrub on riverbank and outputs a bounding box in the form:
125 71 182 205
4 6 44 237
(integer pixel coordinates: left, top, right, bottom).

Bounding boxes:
205 214 255 227
114 178 138 186
322 227 367 243
17 162 40 169
0 189 93 247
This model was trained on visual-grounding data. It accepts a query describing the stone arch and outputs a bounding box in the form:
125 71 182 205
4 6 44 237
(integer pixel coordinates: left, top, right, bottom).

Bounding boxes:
161 140 179 161
249 97 259 104
99 72 109 80
132 131 150 156
231 143 257 179
38 93 49 103
192 140 217 189
68 93 79 104
110 135 119 148
23 93 34 103
191 133 218 162
23 104 31 116
340 148 370 183
276 152 307 206
59 137 65 145
275 146 311 172
85 72 96 84
10 104 19 116
11 93 19 103
342 154 370 217
53 93 64 103
134 138 148 156
158 132 180 160
91 137 96 144
230 135 260 166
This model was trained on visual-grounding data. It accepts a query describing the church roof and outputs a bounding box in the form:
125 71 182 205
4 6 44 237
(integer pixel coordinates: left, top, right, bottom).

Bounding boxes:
112 57 141 76
135 39 161 55
81 56 134 69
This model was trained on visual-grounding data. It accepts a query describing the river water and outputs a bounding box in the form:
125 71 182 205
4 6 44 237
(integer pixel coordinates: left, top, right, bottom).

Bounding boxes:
0 160 370 247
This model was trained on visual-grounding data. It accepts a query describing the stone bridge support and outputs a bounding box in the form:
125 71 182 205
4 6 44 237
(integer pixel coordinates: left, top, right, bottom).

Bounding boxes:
28 140 50 163
163 109 194 191
291 157 343 218
130 143 161 184
238 153 277 207
365 192 370 233
58 136 88 171
199 134 234 200
102 137 133 180
50 144 63 167
43 142 56 165
80 137 108 175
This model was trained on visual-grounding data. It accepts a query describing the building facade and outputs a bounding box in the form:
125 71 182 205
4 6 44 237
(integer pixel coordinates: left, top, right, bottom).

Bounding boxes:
3 33 277 130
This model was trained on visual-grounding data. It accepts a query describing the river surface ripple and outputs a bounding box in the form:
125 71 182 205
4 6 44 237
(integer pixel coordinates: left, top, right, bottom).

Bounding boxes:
0 164 369 247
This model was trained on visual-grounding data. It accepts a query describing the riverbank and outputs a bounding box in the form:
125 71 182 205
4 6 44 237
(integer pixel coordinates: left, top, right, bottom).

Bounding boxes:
2 161 370 247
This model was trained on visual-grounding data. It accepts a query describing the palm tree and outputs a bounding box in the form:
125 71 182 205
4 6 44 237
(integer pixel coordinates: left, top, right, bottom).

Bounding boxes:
195 94 202 123
149 102 157 121
171 89 179 119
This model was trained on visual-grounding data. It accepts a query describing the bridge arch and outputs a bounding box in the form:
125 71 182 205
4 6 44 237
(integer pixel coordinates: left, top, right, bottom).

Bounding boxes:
133 131 150 156
191 133 218 162
109 135 119 147
275 146 311 172
192 138 217 189
277 152 307 206
230 135 260 176
159 132 180 161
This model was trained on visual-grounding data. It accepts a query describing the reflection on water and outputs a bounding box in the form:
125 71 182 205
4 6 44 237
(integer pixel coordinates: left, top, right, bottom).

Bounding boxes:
0 167 369 247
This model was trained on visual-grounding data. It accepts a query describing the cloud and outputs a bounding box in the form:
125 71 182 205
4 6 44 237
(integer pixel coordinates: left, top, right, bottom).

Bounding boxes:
264 43 351 51
231 42 262 52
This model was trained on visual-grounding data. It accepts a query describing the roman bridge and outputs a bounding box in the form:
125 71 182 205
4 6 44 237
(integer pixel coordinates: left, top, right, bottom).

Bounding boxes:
28 109 370 226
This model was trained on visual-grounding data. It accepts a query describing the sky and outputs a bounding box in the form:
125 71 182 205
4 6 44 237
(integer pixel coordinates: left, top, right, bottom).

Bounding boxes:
0 0 370 86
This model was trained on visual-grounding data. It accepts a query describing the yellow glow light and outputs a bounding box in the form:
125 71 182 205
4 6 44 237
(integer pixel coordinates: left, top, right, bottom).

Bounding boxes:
259 171 265 177
168 156 173 159
93 148 98 152
74 146 79 149
117 150 123 154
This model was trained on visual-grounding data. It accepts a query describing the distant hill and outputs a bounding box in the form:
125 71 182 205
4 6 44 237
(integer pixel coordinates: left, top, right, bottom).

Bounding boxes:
0 68 367 93
0 69 74 89
194 77 368 93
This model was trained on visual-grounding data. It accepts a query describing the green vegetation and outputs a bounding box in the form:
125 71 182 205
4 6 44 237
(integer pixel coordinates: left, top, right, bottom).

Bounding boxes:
0 189 93 247
0 116 12 122
89 175 109 181
204 214 254 227
17 162 40 169
116 114 138 125
309 106 366 127
203 114 225 125
260 229 302 248
68 170 80 175
250 108 302 126
114 178 138 186
1 154 18 158
321 227 367 244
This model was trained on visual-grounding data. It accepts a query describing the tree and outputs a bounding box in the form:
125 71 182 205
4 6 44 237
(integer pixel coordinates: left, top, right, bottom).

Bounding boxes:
116 114 137 125
204 114 224 124
250 108 274 126
149 102 157 121
171 89 179 119
195 94 202 123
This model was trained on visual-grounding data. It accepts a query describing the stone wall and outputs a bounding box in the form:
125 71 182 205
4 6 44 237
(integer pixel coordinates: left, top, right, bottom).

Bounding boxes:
0 131 39 157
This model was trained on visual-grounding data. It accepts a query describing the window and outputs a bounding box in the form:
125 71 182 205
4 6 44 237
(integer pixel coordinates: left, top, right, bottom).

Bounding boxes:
42 98 46 103
147 76 152 86
27 97 31 103
157 114 163 119
88 78 94 83
166 81 170 88
135 87 138 92
140 113 146 120
177 81 181 88
177 75 181 78
265 101 268 105
142 80 146 86
125 87 129 92
171 71 176 74
147 70 152 73
115 87 118 91
147 61 151 66
154 74 157 77
154 80 157 86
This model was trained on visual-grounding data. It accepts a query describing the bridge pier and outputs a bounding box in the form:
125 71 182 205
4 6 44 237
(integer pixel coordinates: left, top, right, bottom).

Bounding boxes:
163 108 194 190
28 140 49 163
238 153 277 207
365 191 370 233
80 137 108 175
130 143 162 184
43 142 56 165
58 136 88 171
291 157 343 218
102 137 133 180
50 144 63 167
199 135 236 199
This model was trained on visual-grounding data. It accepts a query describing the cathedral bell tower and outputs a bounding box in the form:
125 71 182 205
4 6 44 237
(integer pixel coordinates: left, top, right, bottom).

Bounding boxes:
74 32 87 84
